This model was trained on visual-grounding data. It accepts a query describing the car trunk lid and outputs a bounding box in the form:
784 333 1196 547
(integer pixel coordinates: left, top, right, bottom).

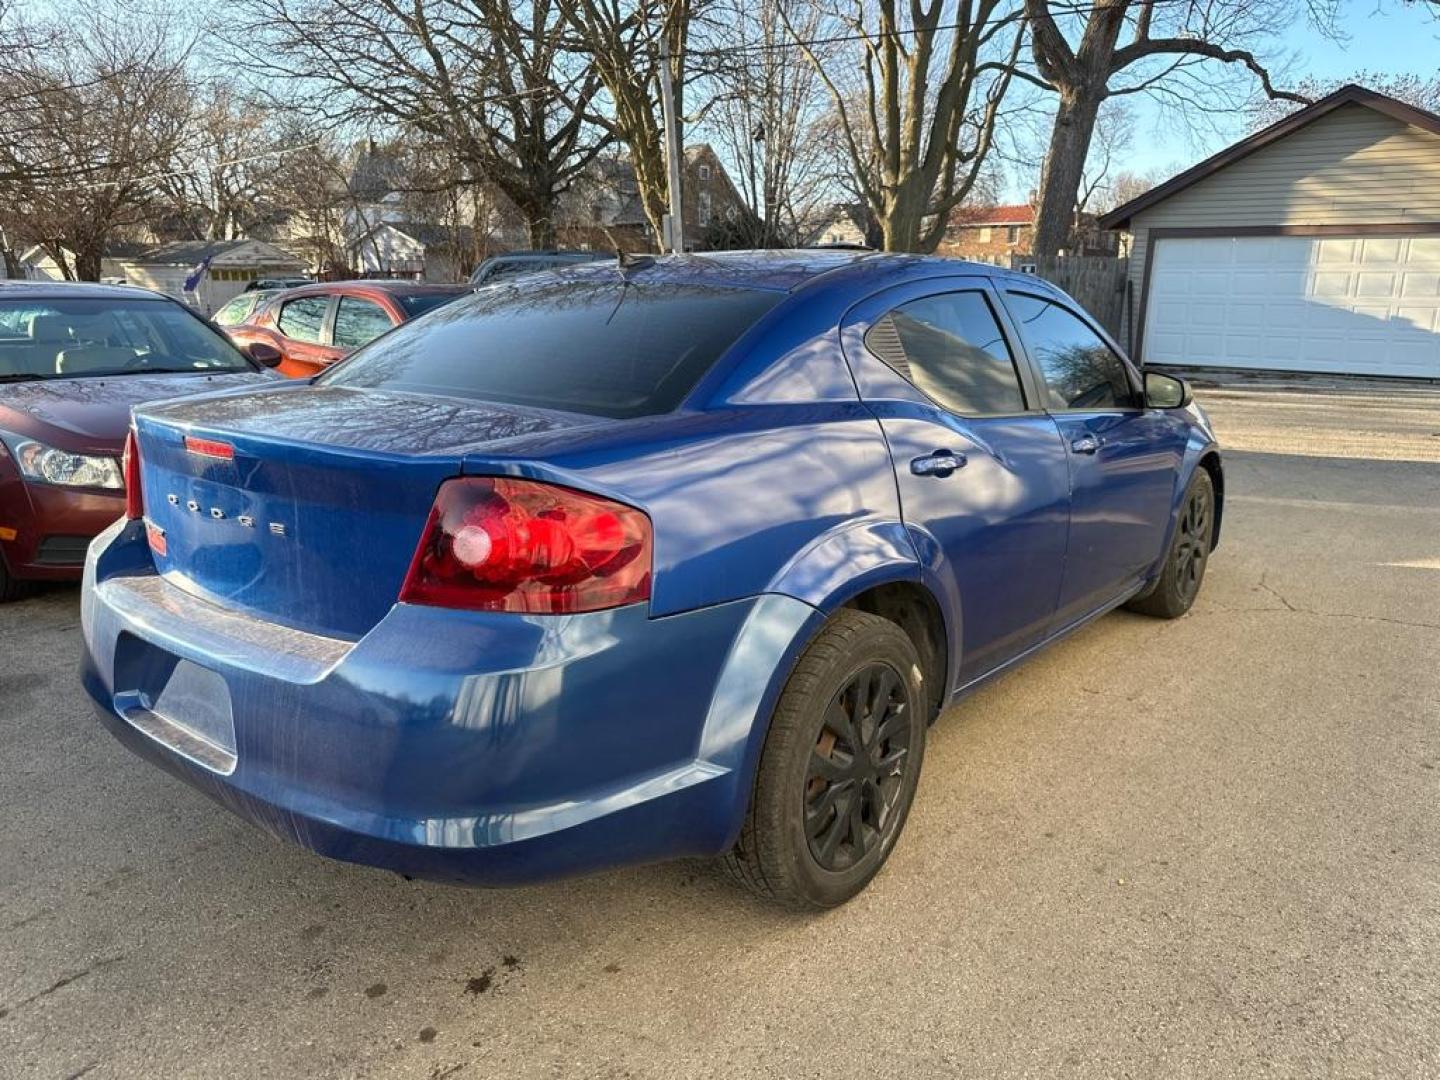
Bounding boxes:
133 385 601 638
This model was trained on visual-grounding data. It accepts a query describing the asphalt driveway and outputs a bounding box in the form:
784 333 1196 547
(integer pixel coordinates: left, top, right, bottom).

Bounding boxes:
2 384 1437 1079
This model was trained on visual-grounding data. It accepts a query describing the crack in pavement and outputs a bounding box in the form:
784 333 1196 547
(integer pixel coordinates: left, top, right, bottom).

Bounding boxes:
3 954 125 1016
1196 575 1440 632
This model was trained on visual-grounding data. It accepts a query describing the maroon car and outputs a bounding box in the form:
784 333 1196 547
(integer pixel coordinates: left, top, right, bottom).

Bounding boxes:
0 282 277 600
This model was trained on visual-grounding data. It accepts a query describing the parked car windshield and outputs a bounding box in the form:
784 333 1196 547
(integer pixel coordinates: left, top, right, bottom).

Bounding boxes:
321 279 783 418
0 297 253 381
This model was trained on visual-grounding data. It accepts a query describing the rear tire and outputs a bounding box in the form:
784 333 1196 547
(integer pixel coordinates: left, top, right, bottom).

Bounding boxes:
723 609 927 910
1127 469 1215 619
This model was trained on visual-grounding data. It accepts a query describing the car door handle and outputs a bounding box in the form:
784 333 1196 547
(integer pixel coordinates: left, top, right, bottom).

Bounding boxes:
910 450 967 477
1070 434 1102 455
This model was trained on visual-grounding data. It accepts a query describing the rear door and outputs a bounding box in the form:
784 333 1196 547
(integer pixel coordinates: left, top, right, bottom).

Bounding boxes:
273 294 344 376
331 294 399 357
1001 289 1189 629
842 278 1070 688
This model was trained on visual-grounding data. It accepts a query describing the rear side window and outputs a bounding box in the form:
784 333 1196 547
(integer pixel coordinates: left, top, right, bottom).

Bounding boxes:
321 280 783 418
865 291 1026 415
332 296 393 349
213 294 255 326
277 296 329 344
1005 292 1137 410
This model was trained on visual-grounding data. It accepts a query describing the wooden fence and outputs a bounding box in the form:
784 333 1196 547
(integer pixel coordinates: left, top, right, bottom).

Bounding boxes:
1010 254 1131 348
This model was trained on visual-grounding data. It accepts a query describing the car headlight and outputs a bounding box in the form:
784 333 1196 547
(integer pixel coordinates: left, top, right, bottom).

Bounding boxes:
6 437 124 490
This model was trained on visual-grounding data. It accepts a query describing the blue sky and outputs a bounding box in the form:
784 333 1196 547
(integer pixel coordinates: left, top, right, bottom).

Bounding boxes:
1122 0 1440 180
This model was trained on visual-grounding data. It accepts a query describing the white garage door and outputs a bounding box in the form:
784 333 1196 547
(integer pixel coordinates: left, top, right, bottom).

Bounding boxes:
1143 234 1440 378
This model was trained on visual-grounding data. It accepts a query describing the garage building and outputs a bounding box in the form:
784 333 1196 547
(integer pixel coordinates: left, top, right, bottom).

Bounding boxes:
1101 84 1440 380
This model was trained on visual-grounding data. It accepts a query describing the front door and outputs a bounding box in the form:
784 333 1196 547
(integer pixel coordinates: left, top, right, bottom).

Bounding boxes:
1000 290 1189 629
844 282 1071 689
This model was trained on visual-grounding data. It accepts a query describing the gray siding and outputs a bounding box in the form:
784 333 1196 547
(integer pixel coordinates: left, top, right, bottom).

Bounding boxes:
1124 103 1440 351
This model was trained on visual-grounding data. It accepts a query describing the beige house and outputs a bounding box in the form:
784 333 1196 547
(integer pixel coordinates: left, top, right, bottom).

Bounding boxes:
1102 84 1440 379
116 240 309 315
806 204 879 249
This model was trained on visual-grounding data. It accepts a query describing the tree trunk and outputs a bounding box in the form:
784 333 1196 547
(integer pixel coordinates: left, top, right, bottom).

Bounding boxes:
1032 91 1104 257
74 244 104 281
882 181 932 253
525 213 556 250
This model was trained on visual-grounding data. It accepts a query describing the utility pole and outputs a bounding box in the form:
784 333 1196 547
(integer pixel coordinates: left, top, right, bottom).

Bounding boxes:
658 34 684 254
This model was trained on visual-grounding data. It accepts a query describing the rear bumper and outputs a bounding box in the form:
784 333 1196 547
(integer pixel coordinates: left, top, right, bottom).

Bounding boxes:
80 519 819 885
0 467 124 581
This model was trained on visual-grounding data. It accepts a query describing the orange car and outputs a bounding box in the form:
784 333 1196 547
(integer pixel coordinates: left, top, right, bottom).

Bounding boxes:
226 281 469 377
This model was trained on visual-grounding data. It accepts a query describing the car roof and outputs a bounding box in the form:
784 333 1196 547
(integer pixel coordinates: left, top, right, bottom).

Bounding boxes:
0 280 170 302
276 280 470 298
540 249 1054 295
484 250 601 260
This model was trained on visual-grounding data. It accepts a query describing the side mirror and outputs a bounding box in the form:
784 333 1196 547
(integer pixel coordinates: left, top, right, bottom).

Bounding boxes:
1144 370 1192 409
246 342 284 369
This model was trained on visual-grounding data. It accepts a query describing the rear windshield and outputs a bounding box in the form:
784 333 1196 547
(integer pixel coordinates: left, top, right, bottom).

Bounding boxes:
321 280 783 418
397 292 463 317
0 297 252 381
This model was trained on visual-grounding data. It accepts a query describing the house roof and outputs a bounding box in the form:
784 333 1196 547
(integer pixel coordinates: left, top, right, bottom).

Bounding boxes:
1099 83 1440 230
806 203 876 244
350 220 476 249
949 203 1035 227
119 239 307 267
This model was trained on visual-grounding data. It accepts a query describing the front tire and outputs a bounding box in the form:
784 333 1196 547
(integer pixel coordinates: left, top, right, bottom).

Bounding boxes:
723 609 927 910
0 558 29 603
1127 469 1215 619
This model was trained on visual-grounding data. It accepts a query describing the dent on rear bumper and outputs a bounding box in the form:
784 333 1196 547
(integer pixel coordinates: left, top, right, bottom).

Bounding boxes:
80 521 818 884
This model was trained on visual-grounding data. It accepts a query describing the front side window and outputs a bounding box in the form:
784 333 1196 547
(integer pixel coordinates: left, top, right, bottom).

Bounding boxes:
321 279 783 419
0 297 252 380
332 296 394 349
1005 292 1136 410
276 296 329 343
864 291 1026 416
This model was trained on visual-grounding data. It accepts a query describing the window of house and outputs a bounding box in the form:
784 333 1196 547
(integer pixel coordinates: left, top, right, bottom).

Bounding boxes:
332 296 394 349
864 291 1026 416
1005 292 1137 410
1006 225 1021 244
698 191 712 226
276 296 329 344
697 164 711 181
978 227 992 242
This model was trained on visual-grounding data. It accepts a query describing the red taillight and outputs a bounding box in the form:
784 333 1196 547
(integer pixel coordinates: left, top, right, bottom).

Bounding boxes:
400 477 653 614
184 435 234 459
122 429 143 520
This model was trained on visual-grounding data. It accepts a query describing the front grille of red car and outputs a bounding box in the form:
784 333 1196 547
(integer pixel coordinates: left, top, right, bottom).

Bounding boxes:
34 535 91 566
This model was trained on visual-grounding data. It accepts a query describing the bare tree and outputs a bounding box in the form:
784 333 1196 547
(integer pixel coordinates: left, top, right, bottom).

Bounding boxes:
1025 0 1325 256
1096 164 1173 212
0 6 192 279
1074 98 1133 219
698 0 833 246
784 0 1025 252
1247 71 1440 128
555 0 700 251
158 84 288 242
229 0 609 249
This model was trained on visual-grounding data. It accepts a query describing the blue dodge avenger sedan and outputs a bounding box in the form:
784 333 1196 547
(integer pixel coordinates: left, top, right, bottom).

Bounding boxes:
80 251 1221 909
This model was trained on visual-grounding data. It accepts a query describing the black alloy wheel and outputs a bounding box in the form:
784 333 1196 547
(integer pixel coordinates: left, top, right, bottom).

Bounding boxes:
804 662 914 873
724 608 927 909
